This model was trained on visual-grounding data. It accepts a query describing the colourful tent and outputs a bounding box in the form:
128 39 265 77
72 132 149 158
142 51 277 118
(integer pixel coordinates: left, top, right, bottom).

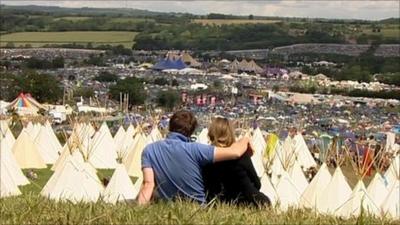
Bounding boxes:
7 93 45 115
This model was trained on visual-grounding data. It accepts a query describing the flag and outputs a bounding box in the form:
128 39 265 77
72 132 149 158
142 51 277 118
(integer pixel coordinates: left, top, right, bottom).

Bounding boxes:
265 133 279 160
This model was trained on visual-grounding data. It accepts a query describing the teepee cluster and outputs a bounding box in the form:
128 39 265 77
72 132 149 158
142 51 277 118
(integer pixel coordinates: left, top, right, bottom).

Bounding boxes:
0 119 164 204
40 122 160 204
258 129 400 219
0 120 29 197
1 117 399 220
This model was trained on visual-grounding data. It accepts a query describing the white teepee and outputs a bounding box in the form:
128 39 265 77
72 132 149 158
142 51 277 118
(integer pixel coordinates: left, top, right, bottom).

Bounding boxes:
0 161 21 198
146 127 162 144
124 132 147 177
12 129 46 168
44 121 62 153
381 178 400 219
384 155 399 188
102 163 139 204
51 143 73 171
252 128 266 155
87 122 118 169
0 124 15 148
260 173 278 205
41 151 104 203
197 128 209 144
317 167 352 215
293 134 317 169
299 163 332 209
367 172 390 207
0 136 30 186
275 171 302 210
250 128 267 178
113 126 126 147
269 145 286 185
34 125 60 164
287 159 309 195
336 180 381 218
118 126 137 157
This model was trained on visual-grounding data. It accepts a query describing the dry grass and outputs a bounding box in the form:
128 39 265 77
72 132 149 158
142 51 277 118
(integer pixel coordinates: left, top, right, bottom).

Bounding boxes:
1 167 396 225
1 194 392 225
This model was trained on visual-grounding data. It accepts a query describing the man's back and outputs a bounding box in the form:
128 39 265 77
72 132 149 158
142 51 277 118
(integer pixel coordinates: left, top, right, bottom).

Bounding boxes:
141 132 214 203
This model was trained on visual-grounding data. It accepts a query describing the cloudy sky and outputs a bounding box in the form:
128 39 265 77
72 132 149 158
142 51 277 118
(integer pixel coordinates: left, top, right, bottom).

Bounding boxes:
2 1 399 20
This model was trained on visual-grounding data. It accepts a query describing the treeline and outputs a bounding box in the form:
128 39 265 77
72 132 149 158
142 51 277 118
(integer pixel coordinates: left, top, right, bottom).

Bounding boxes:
288 85 400 100
0 14 158 32
297 48 400 84
0 71 62 103
133 23 346 50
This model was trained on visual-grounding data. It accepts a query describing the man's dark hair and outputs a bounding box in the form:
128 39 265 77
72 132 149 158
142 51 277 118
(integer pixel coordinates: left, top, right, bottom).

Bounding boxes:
169 110 197 137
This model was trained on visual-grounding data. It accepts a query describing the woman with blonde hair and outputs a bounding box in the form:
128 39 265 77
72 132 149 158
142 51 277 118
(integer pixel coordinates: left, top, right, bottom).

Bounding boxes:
202 117 270 206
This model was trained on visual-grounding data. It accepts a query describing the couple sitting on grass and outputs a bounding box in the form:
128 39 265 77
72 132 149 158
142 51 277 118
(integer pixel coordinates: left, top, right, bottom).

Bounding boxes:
138 110 270 206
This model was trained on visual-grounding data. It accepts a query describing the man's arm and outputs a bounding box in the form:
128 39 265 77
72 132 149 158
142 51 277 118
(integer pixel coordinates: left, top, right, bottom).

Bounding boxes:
137 168 155 205
213 137 252 162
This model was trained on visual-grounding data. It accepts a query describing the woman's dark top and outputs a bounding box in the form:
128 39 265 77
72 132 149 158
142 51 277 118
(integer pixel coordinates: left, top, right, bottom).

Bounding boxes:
202 152 271 206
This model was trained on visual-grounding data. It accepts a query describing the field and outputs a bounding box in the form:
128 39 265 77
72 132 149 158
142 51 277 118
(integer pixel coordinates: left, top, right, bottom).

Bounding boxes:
362 28 400 38
0 166 396 225
192 19 281 25
0 31 137 48
53 16 91 21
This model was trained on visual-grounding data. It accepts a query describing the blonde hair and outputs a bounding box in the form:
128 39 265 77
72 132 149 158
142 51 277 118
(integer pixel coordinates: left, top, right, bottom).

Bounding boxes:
208 117 235 147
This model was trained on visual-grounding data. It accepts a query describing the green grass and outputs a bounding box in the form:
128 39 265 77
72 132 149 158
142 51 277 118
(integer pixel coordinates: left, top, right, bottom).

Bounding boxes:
0 31 137 48
1 167 396 224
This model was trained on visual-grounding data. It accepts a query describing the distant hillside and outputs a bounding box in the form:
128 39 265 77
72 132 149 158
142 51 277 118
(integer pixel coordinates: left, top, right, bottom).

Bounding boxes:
1 4 399 51
0 4 172 17
379 17 400 24
2 4 398 22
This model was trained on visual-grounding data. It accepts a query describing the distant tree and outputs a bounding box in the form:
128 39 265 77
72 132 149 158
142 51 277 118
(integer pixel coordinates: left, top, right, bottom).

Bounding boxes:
25 57 50 69
52 57 65 68
73 87 95 98
13 70 62 103
25 57 64 69
94 71 119 82
86 42 93 49
110 45 132 56
109 77 145 107
85 55 105 66
156 90 180 110
213 80 223 89
154 77 169 86
171 79 179 86
5 42 15 48
272 85 280 93
249 14 254 20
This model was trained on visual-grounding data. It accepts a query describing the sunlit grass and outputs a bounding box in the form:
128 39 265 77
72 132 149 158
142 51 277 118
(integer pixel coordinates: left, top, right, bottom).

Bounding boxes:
1 168 396 224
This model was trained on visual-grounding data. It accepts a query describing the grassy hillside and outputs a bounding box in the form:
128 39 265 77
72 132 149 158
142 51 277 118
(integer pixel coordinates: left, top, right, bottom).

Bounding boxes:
0 166 395 225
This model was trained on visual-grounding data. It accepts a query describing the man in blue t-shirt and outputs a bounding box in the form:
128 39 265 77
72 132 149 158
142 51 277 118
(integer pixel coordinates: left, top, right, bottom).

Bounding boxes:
138 110 252 204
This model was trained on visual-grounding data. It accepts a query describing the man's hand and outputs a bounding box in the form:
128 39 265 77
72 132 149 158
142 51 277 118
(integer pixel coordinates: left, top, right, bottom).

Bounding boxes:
213 137 251 162
137 168 155 205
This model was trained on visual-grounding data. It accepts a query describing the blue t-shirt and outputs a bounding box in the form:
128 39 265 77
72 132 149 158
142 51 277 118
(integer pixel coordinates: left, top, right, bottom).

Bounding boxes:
141 132 215 203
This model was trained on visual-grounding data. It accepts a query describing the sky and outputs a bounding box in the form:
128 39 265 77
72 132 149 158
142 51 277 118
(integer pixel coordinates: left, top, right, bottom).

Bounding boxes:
2 1 399 20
